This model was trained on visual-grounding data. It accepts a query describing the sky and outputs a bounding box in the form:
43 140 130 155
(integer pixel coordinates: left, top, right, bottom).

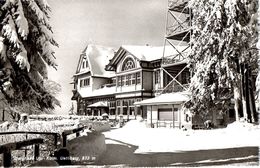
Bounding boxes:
47 0 168 114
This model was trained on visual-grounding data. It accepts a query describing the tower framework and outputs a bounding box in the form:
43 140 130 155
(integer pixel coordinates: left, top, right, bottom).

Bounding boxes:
159 0 192 95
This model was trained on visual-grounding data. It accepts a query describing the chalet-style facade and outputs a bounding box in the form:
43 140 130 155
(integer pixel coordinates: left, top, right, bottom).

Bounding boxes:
71 43 234 129
71 44 116 116
72 44 193 123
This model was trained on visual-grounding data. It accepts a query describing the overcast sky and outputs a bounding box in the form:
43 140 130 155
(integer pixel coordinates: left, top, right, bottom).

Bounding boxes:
47 0 168 114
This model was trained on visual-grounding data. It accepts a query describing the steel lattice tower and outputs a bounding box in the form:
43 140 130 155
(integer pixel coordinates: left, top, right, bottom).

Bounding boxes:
158 0 192 95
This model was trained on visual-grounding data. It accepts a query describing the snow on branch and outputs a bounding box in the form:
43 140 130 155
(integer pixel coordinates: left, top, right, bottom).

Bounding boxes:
15 44 30 71
0 36 7 62
24 0 51 29
2 14 20 48
14 0 29 40
30 53 48 79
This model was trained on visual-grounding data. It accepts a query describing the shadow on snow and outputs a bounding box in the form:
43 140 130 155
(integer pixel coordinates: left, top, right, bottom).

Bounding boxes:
92 138 259 167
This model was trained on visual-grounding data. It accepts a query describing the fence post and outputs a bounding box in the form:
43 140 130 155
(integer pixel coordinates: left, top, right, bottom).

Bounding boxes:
3 149 12 167
62 133 67 147
2 109 5 121
25 133 28 157
34 144 40 161
54 134 58 149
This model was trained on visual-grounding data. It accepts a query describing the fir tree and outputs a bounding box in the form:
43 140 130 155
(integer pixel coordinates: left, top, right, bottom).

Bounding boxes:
0 0 59 113
186 0 258 123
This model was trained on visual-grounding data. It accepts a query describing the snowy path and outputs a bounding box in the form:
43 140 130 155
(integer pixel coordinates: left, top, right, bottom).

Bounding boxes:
63 120 259 167
93 120 259 167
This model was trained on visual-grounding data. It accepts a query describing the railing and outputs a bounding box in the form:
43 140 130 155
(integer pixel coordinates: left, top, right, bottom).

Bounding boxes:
162 83 189 94
101 83 116 88
154 83 189 95
162 51 189 66
0 131 59 149
61 126 86 147
0 138 44 167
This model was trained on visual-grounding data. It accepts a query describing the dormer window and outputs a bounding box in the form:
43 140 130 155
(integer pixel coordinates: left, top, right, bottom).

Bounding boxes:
122 57 135 71
82 58 88 69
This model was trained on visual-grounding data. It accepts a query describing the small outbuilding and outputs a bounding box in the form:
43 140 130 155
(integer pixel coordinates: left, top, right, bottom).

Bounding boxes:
134 92 192 129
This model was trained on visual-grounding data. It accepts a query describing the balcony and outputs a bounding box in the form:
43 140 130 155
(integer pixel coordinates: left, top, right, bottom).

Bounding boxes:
154 83 190 96
169 0 190 14
101 83 116 88
162 50 189 66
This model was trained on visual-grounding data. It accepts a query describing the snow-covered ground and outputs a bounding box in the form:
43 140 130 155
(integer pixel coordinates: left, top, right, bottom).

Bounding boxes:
104 119 260 153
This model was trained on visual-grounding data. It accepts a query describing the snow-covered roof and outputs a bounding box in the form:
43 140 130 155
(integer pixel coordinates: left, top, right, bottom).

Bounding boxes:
76 44 115 78
121 45 190 61
134 92 190 106
78 86 116 98
86 44 115 77
88 101 108 107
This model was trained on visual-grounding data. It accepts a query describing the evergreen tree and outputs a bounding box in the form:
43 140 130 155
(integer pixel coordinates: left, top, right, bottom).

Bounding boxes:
186 0 258 123
0 0 59 113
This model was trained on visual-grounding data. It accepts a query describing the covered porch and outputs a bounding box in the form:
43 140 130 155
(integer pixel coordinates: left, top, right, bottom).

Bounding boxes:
87 101 109 117
134 92 191 129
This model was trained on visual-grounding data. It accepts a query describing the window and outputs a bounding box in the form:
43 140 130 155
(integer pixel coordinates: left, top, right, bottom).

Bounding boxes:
123 100 128 106
112 78 116 84
82 58 88 69
121 75 125 86
117 76 121 86
155 70 160 84
136 72 141 84
122 57 135 71
126 74 131 86
131 74 136 85
109 101 116 108
128 99 134 106
80 78 90 87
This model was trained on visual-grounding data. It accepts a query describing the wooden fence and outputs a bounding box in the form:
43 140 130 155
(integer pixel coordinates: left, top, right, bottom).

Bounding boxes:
0 138 44 167
0 126 88 167
0 131 59 149
61 126 85 147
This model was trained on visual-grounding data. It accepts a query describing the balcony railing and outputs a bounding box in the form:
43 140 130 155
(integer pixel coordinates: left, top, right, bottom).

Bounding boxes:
154 83 190 95
101 83 116 88
162 51 189 65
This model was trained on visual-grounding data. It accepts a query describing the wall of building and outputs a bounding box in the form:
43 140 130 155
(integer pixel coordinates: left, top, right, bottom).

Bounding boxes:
142 71 153 91
146 104 186 128
92 77 111 90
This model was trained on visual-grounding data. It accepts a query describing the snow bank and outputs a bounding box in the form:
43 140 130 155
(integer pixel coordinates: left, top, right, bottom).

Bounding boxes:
67 132 106 162
104 120 260 153
226 121 260 131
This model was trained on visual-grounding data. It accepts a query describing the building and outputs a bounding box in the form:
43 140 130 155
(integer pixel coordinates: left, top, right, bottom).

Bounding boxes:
71 43 190 121
71 44 116 116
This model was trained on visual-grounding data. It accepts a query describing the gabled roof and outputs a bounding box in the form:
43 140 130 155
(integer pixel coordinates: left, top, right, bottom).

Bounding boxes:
106 45 190 71
121 45 187 61
74 44 115 78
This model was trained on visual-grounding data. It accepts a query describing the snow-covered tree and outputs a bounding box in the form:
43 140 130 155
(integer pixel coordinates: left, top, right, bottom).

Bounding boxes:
0 0 59 113
256 4 260 114
186 0 258 123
